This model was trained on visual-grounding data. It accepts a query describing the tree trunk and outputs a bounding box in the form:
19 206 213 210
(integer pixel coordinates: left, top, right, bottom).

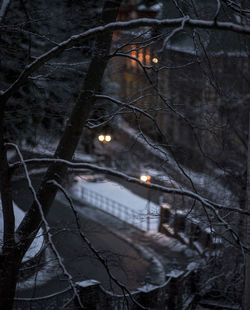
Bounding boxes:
243 110 250 310
0 250 22 309
0 1 121 308
0 97 20 309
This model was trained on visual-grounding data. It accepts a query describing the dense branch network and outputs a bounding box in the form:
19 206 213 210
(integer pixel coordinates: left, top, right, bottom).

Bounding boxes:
1 16 250 104
6 143 83 307
9 157 250 217
50 179 147 310
1 2 250 308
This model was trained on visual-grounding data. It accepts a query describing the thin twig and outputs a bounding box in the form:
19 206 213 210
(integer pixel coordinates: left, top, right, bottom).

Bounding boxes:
49 179 148 310
6 143 83 308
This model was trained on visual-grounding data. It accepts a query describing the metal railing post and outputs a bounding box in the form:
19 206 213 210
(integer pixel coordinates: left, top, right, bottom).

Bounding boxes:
78 186 150 231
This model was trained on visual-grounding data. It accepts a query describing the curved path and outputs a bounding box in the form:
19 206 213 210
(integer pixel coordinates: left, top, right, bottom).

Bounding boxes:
12 176 151 298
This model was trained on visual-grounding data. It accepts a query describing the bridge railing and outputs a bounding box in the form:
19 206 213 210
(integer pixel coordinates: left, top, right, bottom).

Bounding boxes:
80 186 147 231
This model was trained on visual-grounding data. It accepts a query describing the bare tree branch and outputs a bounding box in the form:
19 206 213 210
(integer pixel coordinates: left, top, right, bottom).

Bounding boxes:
50 179 148 309
9 157 250 217
6 143 83 307
1 16 250 105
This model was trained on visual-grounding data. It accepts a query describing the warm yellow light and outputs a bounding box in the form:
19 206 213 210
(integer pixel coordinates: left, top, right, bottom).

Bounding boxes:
140 175 148 182
152 57 158 64
140 175 151 183
98 135 105 142
138 49 143 63
105 135 111 142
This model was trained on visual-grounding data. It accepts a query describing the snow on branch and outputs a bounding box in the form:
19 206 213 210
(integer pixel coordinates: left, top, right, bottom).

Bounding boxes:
10 156 247 250
6 143 83 307
9 157 250 217
94 94 163 134
1 16 250 103
214 0 222 22
160 15 190 52
49 179 147 310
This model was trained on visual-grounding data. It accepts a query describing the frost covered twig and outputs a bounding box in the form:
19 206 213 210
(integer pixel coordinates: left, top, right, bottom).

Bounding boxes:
160 16 190 52
94 94 163 134
214 0 222 22
1 16 250 104
11 156 249 250
9 157 250 217
49 179 148 310
5 143 83 308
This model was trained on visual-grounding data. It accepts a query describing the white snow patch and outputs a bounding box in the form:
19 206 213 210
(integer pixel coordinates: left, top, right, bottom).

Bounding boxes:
138 283 158 292
150 3 163 11
0 198 44 262
193 241 203 255
186 262 198 271
166 269 184 278
16 248 61 289
76 279 100 287
117 120 236 206
148 231 190 253
137 3 163 12
70 180 160 232
21 139 97 163
21 139 57 157
137 4 147 11
162 223 175 236
74 152 98 163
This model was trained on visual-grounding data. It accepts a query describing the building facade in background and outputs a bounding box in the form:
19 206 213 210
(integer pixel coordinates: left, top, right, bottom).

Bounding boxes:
108 0 249 171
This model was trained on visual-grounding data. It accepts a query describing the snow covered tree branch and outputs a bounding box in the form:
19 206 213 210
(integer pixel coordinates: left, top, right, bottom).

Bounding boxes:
1 0 250 308
1 16 250 105
9 157 250 217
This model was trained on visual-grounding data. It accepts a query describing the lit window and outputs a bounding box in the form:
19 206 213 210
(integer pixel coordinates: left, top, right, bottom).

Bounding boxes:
145 51 150 66
131 45 137 68
138 49 143 64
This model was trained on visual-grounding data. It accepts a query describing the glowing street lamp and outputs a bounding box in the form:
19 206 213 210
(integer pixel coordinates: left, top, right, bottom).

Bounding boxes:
152 57 158 64
98 135 105 142
105 135 111 142
140 175 151 183
98 134 112 143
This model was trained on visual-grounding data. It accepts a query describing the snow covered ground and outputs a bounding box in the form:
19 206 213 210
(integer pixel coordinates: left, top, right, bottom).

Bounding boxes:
116 119 236 206
0 198 44 262
70 178 160 232
19 139 97 163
